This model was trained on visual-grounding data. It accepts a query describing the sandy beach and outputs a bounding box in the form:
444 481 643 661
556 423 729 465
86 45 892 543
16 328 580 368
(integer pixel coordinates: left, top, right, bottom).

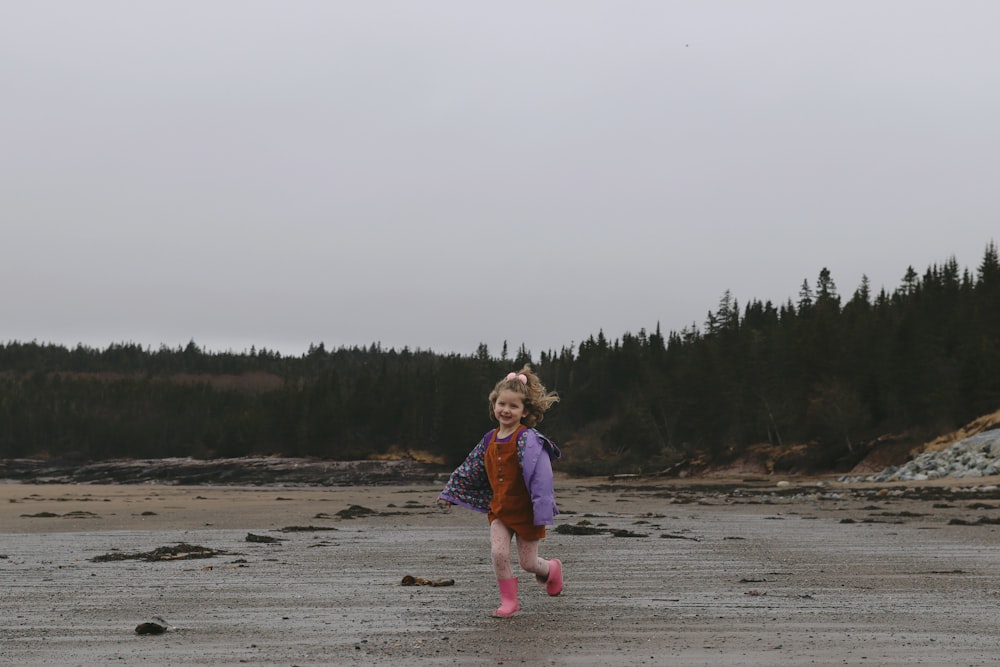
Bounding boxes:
3 475 1000 666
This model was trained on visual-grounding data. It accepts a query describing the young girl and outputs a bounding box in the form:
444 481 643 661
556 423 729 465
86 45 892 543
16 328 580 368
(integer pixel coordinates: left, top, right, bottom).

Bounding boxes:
438 364 563 617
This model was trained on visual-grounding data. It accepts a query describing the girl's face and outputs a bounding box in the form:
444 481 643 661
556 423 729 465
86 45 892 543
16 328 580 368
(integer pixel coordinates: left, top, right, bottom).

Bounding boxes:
493 389 526 432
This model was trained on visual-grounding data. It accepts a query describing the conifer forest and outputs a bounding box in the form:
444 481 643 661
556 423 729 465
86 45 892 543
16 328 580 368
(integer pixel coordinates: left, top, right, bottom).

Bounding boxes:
2 242 999 476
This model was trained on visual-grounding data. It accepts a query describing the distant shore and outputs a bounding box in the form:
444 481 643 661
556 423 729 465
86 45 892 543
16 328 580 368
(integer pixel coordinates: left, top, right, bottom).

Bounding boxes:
0 455 448 486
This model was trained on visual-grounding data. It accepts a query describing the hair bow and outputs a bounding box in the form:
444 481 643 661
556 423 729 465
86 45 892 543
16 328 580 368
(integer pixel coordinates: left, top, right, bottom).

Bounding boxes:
506 372 528 384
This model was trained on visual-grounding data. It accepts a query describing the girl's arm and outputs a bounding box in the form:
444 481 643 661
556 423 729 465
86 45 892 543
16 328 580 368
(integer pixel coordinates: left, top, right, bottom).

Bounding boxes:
523 430 559 525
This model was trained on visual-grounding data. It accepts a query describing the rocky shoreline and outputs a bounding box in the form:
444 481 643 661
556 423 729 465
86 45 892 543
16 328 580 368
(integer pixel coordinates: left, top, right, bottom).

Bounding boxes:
5 424 999 488
841 428 1000 483
0 456 448 486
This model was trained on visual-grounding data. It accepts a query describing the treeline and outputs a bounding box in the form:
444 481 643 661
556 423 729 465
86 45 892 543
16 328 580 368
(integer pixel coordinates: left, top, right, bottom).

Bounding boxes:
2 242 998 475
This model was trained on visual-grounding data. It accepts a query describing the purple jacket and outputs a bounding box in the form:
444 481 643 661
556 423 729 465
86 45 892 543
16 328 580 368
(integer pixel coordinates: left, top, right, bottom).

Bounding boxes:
438 427 561 525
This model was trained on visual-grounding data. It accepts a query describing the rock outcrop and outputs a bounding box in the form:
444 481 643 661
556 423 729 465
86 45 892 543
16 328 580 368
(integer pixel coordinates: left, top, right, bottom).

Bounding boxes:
842 429 1000 482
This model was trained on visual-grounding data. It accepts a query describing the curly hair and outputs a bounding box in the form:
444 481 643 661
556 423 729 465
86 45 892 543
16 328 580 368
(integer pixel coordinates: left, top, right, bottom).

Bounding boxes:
488 364 560 429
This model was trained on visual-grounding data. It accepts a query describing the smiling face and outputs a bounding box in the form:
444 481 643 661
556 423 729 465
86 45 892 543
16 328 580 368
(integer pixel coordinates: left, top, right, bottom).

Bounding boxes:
492 389 526 435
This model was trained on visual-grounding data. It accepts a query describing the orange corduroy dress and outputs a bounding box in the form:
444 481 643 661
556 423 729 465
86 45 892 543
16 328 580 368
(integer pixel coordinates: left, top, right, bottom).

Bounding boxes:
485 425 546 540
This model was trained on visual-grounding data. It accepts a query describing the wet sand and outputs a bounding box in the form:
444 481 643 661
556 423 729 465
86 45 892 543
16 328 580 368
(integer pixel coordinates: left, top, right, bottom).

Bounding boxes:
3 476 1000 666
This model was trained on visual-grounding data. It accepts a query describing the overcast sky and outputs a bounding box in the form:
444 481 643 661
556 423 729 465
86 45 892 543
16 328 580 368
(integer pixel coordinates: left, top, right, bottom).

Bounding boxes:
3 2 998 359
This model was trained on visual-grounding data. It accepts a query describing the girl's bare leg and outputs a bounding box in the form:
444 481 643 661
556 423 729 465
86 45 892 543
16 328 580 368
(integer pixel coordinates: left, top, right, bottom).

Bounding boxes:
515 536 550 579
490 520 515 579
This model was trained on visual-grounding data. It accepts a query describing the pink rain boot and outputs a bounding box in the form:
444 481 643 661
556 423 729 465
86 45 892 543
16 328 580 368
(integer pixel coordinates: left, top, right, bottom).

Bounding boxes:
493 577 520 617
544 558 563 596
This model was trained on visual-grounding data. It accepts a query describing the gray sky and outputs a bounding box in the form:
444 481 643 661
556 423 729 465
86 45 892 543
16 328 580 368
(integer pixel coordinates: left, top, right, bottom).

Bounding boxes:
3 2 998 358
